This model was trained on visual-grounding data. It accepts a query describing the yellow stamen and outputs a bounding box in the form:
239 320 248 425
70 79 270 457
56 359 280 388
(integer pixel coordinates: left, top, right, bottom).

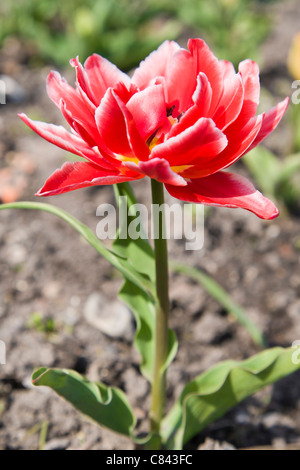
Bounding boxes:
115 155 140 164
171 164 193 174
168 116 177 126
149 137 159 151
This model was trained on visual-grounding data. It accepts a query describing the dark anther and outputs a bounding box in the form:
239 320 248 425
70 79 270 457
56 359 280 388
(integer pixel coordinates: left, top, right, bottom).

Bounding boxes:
146 129 159 146
167 105 175 117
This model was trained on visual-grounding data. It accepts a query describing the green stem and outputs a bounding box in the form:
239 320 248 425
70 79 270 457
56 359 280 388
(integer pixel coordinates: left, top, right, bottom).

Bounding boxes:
149 180 170 448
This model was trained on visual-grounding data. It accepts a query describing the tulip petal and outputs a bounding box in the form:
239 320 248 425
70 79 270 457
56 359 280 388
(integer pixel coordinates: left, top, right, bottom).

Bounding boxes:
47 71 96 129
152 118 228 166
113 81 138 104
95 89 149 161
188 39 223 114
192 73 213 115
36 161 141 197
124 158 187 186
110 92 150 161
165 171 279 219
59 99 99 148
179 114 263 178
168 73 213 138
247 97 289 151
238 59 260 121
166 48 196 114
83 54 131 105
217 113 263 169
132 41 181 90
70 57 97 109
212 73 244 130
126 85 169 141
95 89 133 157
220 60 236 80
18 113 110 167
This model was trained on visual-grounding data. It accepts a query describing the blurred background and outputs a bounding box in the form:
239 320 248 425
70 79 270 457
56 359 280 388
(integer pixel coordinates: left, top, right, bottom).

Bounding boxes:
0 0 273 70
1 0 300 451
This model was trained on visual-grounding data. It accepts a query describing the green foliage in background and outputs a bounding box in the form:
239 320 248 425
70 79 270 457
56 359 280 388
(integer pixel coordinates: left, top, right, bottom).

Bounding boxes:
173 0 270 66
290 101 300 154
0 0 271 70
0 0 180 70
243 146 300 215
26 311 57 334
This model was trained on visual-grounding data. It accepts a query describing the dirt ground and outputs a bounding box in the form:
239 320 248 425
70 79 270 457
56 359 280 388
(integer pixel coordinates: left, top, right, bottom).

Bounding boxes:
1 0 300 450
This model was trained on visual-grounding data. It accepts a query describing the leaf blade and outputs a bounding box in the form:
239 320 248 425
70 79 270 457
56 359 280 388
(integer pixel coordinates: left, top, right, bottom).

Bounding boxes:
114 184 177 383
32 367 136 436
113 182 155 283
162 347 300 449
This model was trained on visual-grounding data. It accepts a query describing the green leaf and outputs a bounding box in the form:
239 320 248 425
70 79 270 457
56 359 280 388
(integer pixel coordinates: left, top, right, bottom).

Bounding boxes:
119 281 156 382
114 184 156 382
113 183 155 283
0 201 154 299
171 262 266 347
165 329 178 372
162 347 300 449
32 367 136 437
114 185 177 382
119 281 178 383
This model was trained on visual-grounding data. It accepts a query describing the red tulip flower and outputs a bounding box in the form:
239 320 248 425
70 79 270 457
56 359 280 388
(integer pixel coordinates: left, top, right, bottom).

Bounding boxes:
19 39 288 219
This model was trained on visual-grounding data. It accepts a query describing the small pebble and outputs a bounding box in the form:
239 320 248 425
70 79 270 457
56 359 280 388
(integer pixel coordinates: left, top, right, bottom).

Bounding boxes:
83 292 134 341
